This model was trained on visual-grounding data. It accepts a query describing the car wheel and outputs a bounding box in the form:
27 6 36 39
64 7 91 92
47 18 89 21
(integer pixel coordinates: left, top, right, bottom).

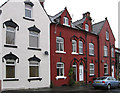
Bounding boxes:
107 84 111 90
118 83 120 88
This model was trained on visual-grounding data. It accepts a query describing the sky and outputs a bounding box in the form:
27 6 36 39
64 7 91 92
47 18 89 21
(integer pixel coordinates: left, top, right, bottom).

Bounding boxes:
0 0 119 47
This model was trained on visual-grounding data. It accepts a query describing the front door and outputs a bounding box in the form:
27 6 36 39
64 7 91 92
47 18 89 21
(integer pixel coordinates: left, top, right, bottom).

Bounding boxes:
79 64 84 81
72 63 77 81
112 65 114 77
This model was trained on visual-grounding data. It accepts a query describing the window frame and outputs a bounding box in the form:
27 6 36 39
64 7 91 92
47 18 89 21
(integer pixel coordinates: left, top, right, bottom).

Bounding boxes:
6 59 16 79
56 37 64 52
25 4 33 19
89 43 94 56
6 26 16 45
106 31 109 40
56 62 64 77
72 40 77 53
104 45 108 57
111 48 114 57
29 31 39 48
29 61 39 78
89 63 94 76
63 17 69 26
79 41 83 54
85 24 89 31
104 63 108 75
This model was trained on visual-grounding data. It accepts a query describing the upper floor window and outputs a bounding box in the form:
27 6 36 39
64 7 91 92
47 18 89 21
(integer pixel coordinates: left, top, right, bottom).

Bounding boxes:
89 43 94 56
104 63 108 75
79 41 83 54
29 31 39 48
57 62 64 76
63 17 69 26
6 27 16 45
28 25 40 48
111 48 114 57
56 37 64 52
85 24 89 31
106 31 109 40
72 40 77 53
104 45 108 57
90 63 94 76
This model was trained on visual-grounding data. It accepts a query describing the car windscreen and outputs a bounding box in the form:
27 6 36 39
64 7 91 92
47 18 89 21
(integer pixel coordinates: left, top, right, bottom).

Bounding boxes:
96 77 107 80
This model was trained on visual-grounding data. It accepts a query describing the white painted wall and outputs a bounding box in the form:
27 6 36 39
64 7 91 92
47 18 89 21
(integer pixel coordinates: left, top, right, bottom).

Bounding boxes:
0 0 50 90
118 2 120 48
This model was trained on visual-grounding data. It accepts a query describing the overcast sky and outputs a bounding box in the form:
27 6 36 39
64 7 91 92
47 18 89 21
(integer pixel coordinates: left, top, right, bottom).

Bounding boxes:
0 0 119 47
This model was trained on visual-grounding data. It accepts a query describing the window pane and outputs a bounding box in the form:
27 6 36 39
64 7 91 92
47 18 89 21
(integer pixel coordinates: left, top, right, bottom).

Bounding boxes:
29 35 38 47
57 62 64 76
6 31 15 44
85 24 89 31
30 66 39 77
6 66 15 78
25 9 31 18
56 37 64 51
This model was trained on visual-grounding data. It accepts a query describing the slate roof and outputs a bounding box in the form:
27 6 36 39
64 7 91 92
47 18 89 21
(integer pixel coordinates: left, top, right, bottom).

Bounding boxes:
49 10 64 23
92 20 106 35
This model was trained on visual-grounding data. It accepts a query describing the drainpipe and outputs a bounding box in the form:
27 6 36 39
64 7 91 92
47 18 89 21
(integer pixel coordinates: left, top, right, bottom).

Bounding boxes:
109 43 111 76
85 32 87 84
97 36 100 77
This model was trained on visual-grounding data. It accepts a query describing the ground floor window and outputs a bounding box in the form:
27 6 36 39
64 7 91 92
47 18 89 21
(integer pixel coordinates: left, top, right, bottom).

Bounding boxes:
90 63 94 76
57 62 64 76
29 61 39 77
6 60 15 78
104 63 108 75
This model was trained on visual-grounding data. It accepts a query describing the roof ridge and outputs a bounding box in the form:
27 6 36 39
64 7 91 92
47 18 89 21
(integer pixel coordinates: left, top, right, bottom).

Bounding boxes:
93 20 105 26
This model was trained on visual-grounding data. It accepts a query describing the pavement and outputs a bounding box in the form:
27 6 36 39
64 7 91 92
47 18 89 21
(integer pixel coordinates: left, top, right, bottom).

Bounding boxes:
2 84 93 93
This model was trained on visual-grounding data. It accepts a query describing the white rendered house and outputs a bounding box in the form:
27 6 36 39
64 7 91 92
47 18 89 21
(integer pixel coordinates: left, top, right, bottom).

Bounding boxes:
0 0 50 91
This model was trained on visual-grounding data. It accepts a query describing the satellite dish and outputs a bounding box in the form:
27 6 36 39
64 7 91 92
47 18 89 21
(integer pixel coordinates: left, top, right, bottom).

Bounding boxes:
39 0 45 2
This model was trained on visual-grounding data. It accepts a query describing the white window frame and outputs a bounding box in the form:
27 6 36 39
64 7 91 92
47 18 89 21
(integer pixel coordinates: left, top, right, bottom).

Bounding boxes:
6 26 16 45
29 61 39 78
85 24 89 31
90 63 94 76
89 43 94 56
5 59 16 79
63 17 69 26
25 4 33 18
106 31 109 40
29 31 39 48
56 62 64 76
56 37 64 52
72 40 77 53
104 45 108 57
111 48 114 57
104 63 108 75
79 41 83 54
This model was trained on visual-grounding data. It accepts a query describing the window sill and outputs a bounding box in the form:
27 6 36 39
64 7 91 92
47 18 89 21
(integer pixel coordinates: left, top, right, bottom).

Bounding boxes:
23 17 35 21
89 75 95 77
103 56 109 58
89 54 95 57
56 76 67 80
71 52 79 55
28 47 41 51
79 53 84 55
4 44 18 48
63 24 70 27
55 51 66 54
104 74 109 76
28 77 42 82
3 78 19 81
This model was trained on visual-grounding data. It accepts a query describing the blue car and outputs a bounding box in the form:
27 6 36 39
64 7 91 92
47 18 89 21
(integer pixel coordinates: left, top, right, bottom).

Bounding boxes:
92 76 120 89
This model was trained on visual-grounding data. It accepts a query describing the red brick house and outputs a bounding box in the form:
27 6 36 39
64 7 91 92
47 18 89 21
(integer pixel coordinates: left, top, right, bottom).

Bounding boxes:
49 8 116 86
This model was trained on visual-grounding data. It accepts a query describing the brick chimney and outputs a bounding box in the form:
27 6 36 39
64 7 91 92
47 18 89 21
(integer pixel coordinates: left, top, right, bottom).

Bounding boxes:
83 12 90 18
39 0 45 8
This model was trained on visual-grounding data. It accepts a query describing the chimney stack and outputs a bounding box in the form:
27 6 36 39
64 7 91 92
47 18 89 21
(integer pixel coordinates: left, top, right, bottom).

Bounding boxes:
83 12 90 18
39 0 45 8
